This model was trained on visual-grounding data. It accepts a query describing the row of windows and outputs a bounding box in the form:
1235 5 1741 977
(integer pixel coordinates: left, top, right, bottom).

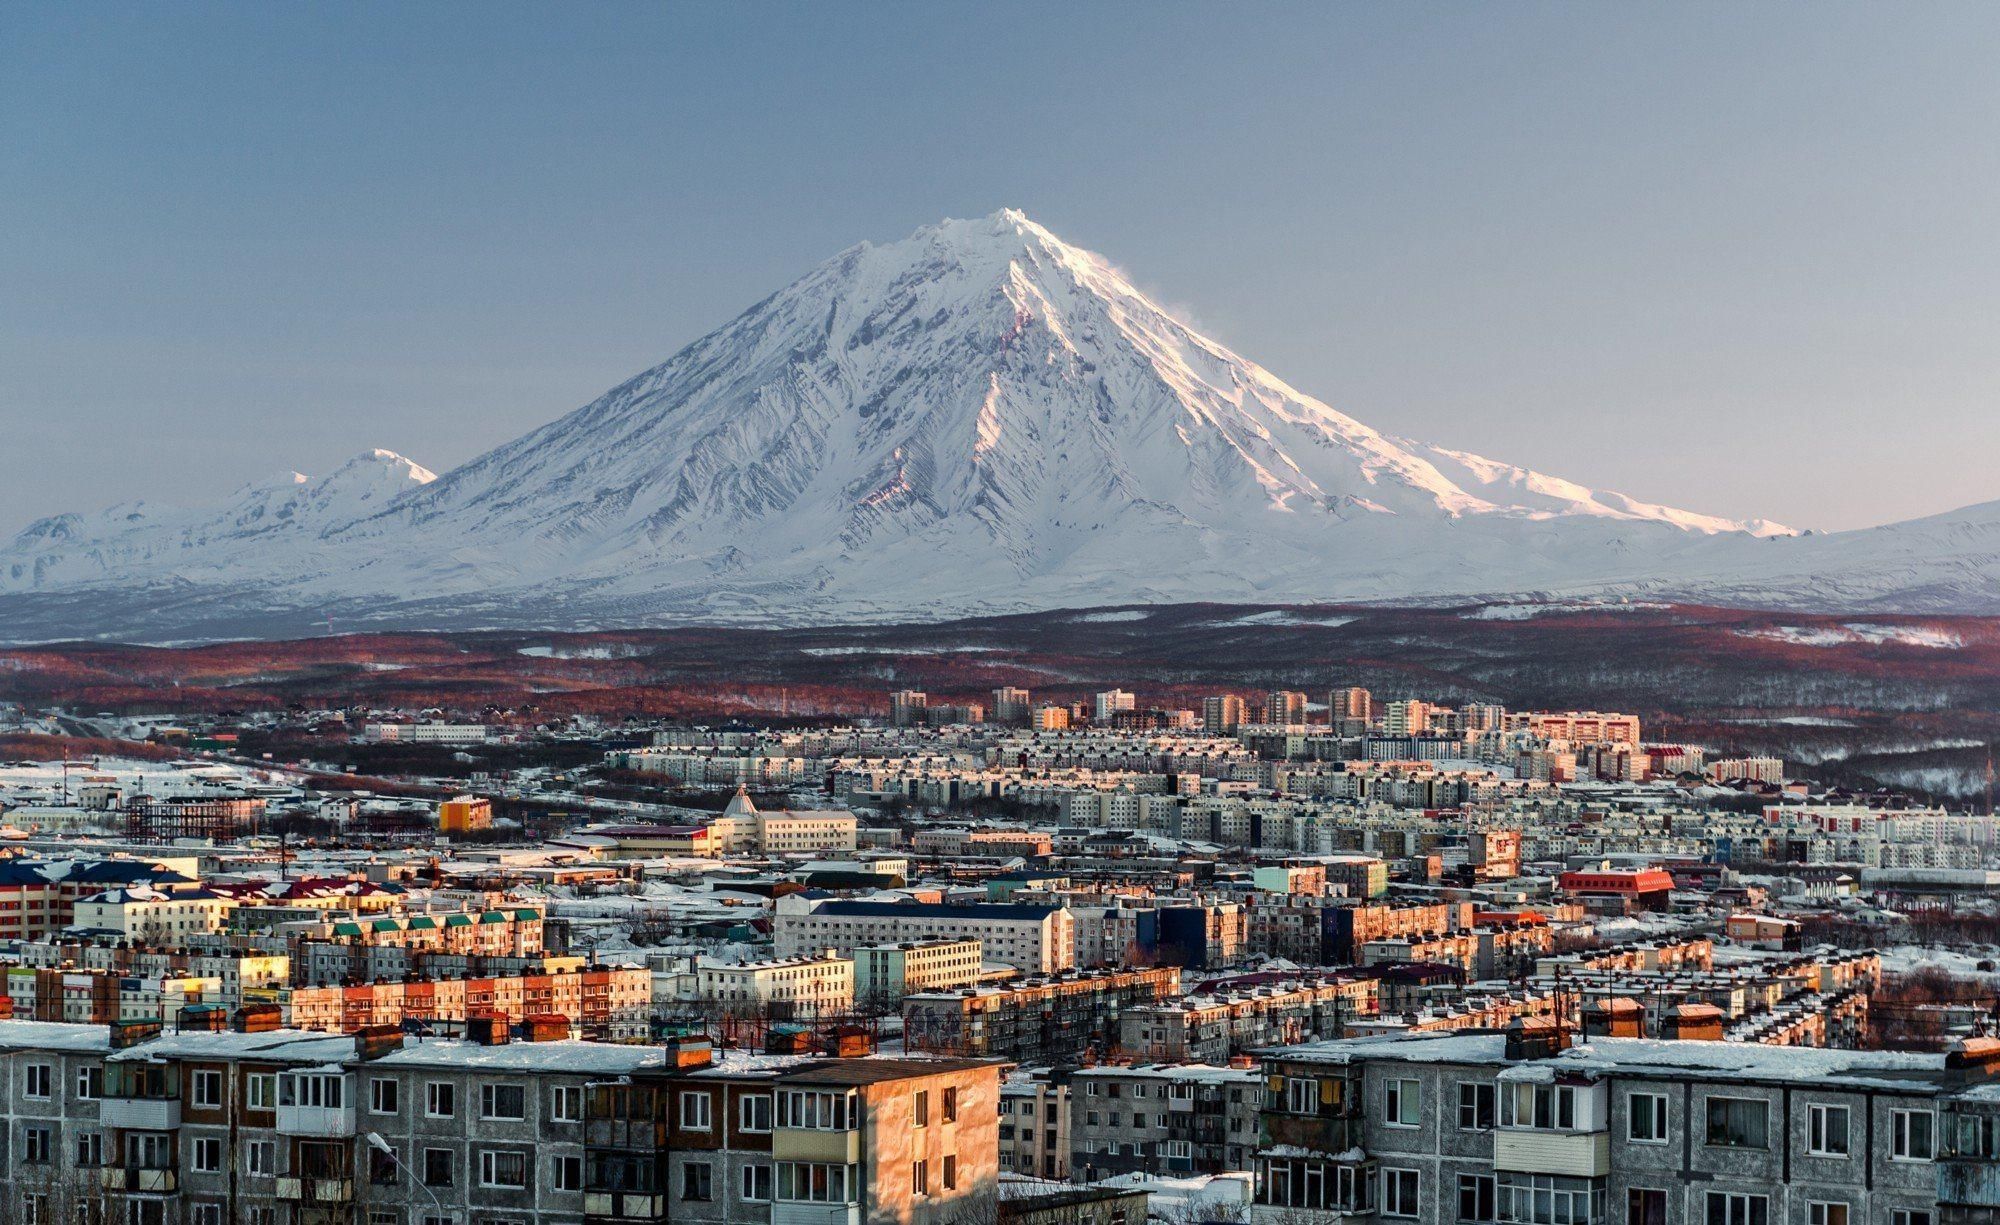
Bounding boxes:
1430 1078 1937 1160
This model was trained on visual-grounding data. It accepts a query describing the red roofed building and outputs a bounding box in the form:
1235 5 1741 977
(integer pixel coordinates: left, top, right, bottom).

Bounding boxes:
1558 867 1675 913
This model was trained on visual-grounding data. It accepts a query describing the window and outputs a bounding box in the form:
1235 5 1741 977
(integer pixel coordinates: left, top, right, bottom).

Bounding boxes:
1893 1110 1935 1161
777 1162 857 1203
778 1089 856 1130
943 1087 960 1122
1629 1093 1668 1143
681 1090 713 1130
1283 1076 1321 1114
1893 1213 1934 1225
23 1063 50 1099
422 1149 453 1188
190 1207 223 1225
23 1126 50 1163
247 1073 276 1111
1459 1174 1497 1222
915 1090 930 1127
1501 1173 1602 1225
553 1155 582 1192
741 1093 773 1132
552 1085 583 1123
478 1149 526 1188
426 1082 456 1118
1810 1204 1850 1225
1460 1082 1496 1130
944 1154 958 1190
191 1069 223 1109
75 1131 104 1167
1385 1078 1420 1128
1630 1189 1668 1225
1384 1169 1421 1218
682 1161 713 1201
248 1141 275 1177
913 1159 930 1197
743 1163 773 1202
371 1078 399 1114
281 1072 344 1109
23 1192 48 1225
191 1137 223 1173
1808 1104 1851 1157
1707 1192 1768 1225
1503 1083 1579 1130
1705 1097 1769 1149
481 1083 526 1121
76 1065 102 1100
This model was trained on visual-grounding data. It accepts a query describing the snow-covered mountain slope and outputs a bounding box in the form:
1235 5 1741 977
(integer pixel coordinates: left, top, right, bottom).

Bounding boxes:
0 209 1987 640
1617 498 2000 614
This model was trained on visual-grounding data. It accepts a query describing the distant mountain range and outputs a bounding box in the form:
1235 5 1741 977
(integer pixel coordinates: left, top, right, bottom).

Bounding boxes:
5 209 1997 643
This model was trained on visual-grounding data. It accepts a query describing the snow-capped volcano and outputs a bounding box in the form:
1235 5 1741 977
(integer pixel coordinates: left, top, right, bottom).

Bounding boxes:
0 209 1981 641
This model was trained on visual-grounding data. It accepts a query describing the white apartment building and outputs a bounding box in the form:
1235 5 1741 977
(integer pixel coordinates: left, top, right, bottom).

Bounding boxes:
773 897 1076 973
691 952 854 1015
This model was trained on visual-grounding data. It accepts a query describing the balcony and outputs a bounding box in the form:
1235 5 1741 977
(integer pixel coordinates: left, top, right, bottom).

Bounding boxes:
1941 1160 2000 1209
583 1191 667 1219
1494 1130 1611 1178
99 1168 179 1194
276 1103 356 1137
99 1097 181 1131
773 1205 862 1225
277 1177 355 1203
773 1128 861 1163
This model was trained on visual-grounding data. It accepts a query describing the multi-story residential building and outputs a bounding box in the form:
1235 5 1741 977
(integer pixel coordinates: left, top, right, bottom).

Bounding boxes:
363 721 490 743
1119 977 1365 1062
1253 1025 1971 1225
1206 695 1249 735
692 953 855 1017
585 1038 1003 1225
855 940 984 1005
1094 690 1137 722
774 898 1076 974
0 857 200 941
1069 1063 1261 1182
283 962 652 1038
903 967 1181 1062
1001 1070 1071 1180
991 688 1033 726
0 1016 1006 1225
890 691 929 727
1266 691 1310 726
69 884 235 940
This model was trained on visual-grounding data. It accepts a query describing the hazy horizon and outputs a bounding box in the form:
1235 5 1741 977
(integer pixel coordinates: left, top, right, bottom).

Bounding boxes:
5 3 1998 535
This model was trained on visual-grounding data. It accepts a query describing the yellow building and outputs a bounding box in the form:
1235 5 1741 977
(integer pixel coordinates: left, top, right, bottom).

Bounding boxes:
439 795 493 833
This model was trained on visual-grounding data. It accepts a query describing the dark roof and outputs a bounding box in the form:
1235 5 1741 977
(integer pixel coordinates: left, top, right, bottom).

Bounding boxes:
776 1057 998 1086
813 901 1060 921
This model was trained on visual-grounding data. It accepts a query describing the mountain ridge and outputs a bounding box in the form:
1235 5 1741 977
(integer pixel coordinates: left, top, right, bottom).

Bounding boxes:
0 209 1989 641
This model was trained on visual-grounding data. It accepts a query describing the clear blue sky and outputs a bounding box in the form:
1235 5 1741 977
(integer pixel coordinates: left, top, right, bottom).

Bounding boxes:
4 2 1997 533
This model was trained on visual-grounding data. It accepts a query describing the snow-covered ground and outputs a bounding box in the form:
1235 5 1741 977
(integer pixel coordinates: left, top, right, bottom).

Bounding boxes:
1738 624 1965 649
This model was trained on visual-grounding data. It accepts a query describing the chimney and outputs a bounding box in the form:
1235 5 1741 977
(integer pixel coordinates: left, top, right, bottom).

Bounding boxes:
233 1003 283 1033
466 1012 511 1046
1665 1004 1725 1042
178 1005 227 1033
1584 998 1645 1039
523 1014 570 1043
356 1024 406 1061
1502 1016 1567 1061
664 1035 715 1069
110 1018 163 1049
